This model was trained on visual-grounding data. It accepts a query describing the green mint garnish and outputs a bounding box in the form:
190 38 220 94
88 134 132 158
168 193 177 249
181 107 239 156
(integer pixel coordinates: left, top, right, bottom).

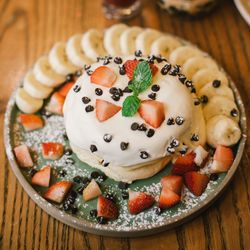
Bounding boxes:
122 60 153 117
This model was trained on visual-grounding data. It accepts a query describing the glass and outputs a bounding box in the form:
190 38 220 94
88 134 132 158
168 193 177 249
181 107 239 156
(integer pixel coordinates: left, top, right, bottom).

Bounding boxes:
102 0 142 20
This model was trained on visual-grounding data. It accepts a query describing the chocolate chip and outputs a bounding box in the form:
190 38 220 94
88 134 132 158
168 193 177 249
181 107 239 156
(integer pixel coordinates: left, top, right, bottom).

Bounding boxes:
167 117 175 125
86 70 93 76
210 173 219 181
90 209 97 217
63 133 68 140
148 92 156 100
212 80 221 88
175 116 185 125
154 207 162 215
120 142 129 151
191 134 199 141
179 147 187 155
73 85 81 92
90 145 97 153
178 74 186 84
191 87 196 93
167 147 175 154
82 96 91 104
117 88 123 96
200 95 208 104
95 88 103 96
118 181 129 189
111 94 120 101
170 138 179 147
71 205 78 214
97 216 107 224
138 124 147 131
185 80 193 88
114 57 123 64
66 74 74 82
230 108 238 117
90 171 100 179
73 175 84 183
109 87 118 94
151 84 160 92
103 58 110 65
119 65 126 75
40 109 52 118
140 151 149 159
103 134 112 142
82 177 90 184
103 162 110 167
98 174 107 182
123 86 133 93
105 193 116 203
194 98 200 106
135 50 142 57
84 65 91 70
146 129 155 138
131 122 139 130
161 63 171 75
121 191 129 200
75 70 82 77
85 105 94 112
59 169 67 177
65 148 73 156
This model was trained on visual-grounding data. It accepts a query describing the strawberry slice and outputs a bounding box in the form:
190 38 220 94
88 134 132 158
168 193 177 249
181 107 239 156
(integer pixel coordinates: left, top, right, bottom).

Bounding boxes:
128 190 155 214
43 180 72 203
46 92 65 115
210 145 234 173
171 152 198 175
58 82 74 97
41 142 64 160
18 114 44 132
138 100 165 128
96 99 121 122
158 187 181 209
161 175 183 195
97 195 119 219
184 171 209 196
193 145 209 167
90 66 117 88
32 165 51 187
14 144 33 168
83 179 102 201
124 60 159 80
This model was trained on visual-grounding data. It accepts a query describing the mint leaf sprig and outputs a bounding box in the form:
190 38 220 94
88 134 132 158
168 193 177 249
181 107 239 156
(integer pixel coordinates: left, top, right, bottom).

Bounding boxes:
122 61 153 117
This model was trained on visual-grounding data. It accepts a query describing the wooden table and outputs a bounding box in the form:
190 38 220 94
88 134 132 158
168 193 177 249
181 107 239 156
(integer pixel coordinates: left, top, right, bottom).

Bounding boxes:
0 0 250 249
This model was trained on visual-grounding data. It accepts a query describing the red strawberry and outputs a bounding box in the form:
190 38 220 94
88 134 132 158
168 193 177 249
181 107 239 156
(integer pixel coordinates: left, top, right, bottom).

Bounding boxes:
91 66 117 88
43 180 72 203
210 145 234 173
18 114 44 132
161 175 183 195
128 190 155 214
83 179 102 201
32 165 51 187
124 60 139 80
14 144 33 168
41 142 64 160
58 82 74 97
46 92 65 115
97 195 119 219
138 100 165 128
171 152 198 175
96 99 121 122
184 171 209 196
158 187 181 209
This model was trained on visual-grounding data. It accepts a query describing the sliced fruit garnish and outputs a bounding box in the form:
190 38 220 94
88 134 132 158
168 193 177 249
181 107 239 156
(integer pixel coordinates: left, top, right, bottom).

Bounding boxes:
58 82 74 97
41 142 64 160
32 165 51 187
96 99 121 122
46 92 65 115
184 171 209 196
128 190 155 215
14 144 33 168
171 152 198 175
138 100 165 128
161 175 183 196
97 195 119 219
83 179 102 201
90 66 117 87
43 180 72 203
193 145 209 167
158 187 181 209
18 113 44 132
210 145 234 173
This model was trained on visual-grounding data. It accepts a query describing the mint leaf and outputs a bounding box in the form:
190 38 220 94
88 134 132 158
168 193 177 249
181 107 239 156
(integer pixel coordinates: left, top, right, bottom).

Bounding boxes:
122 95 141 117
129 61 153 94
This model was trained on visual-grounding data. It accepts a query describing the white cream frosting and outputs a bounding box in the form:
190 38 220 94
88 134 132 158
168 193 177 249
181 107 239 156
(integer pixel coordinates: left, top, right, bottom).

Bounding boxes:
63 56 206 169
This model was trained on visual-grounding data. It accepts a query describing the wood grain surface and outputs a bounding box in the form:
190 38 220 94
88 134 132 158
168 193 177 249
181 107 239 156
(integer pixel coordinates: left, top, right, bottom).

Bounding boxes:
0 0 250 249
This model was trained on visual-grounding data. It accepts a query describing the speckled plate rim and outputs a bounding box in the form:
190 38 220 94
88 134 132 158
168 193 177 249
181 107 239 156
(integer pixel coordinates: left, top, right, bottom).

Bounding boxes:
4 45 247 238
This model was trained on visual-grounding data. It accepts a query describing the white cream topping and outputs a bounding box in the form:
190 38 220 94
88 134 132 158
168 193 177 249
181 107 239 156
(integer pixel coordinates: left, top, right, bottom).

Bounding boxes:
63 56 205 168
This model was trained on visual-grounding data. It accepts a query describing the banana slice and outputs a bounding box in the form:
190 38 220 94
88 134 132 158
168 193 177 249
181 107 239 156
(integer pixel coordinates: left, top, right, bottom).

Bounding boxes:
151 35 182 58
182 56 218 80
49 42 78 75
65 34 92 68
203 96 240 122
120 26 143 55
15 88 43 114
169 45 204 65
33 56 65 87
206 115 241 147
104 24 128 56
81 29 106 61
23 71 53 99
192 68 229 91
198 81 234 101
135 28 162 55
